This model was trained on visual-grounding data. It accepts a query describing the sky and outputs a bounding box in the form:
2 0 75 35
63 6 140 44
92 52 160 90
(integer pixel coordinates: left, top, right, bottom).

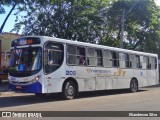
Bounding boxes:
0 0 160 34
155 0 160 6
0 6 25 34
0 6 17 33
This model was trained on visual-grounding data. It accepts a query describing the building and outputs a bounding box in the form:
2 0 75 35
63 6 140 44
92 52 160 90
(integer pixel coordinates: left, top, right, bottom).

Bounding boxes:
0 32 21 71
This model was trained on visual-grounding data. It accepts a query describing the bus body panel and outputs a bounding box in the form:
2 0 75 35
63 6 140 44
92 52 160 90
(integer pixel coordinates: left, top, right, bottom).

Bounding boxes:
104 68 117 90
8 36 159 96
133 69 144 87
146 69 158 86
139 69 147 87
44 63 66 93
8 70 43 93
116 68 133 89
95 67 106 90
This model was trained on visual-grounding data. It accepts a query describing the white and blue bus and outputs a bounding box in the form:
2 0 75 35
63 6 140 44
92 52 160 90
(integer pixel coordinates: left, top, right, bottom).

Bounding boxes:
8 36 159 99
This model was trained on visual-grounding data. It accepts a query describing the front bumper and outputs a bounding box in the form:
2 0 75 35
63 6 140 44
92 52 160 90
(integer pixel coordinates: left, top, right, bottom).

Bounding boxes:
8 81 42 93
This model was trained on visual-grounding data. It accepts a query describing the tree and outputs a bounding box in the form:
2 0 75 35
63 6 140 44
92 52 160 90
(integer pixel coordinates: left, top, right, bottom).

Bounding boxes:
0 4 5 14
102 0 160 56
13 0 112 43
12 0 160 57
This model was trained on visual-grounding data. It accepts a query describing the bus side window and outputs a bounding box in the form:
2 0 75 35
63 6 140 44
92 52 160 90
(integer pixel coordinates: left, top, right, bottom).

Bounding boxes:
136 55 141 68
67 45 86 66
129 54 137 69
112 51 117 67
118 52 129 68
149 57 157 69
146 57 150 69
142 56 150 69
103 50 116 67
67 45 77 65
95 49 102 66
155 58 157 69
77 47 86 65
87 48 96 66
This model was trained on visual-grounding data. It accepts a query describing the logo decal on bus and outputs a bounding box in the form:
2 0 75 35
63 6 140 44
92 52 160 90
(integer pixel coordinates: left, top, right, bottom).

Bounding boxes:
114 68 127 77
86 69 111 74
66 70 76 75
86 69 112 77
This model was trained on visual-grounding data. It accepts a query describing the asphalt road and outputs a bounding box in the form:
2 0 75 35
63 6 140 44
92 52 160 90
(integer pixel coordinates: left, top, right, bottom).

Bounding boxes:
0 84 160 120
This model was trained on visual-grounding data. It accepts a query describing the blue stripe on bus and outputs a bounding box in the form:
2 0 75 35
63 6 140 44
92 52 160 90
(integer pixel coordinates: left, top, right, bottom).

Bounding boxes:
8 81 42 93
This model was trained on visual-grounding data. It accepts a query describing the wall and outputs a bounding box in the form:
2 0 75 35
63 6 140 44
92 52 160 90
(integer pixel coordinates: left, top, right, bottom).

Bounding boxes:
0 32 21 69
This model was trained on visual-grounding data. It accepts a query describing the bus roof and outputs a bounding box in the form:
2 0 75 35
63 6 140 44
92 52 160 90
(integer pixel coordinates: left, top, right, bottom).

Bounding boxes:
18 35 158 57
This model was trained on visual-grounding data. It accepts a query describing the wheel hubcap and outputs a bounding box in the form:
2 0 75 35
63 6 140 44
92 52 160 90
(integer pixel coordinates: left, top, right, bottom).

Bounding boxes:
65 83 74 96
131 81 137 92
67 86 74 96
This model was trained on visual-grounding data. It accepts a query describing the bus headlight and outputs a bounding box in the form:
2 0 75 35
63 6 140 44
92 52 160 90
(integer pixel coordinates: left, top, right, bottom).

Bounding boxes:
35 75 41 81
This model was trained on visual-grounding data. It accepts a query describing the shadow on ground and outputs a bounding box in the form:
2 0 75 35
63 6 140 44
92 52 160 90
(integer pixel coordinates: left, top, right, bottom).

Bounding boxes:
0 88 147 108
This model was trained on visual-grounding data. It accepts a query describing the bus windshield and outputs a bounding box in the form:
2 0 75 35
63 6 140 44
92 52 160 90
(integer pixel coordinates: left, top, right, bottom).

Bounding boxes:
9 47 42 76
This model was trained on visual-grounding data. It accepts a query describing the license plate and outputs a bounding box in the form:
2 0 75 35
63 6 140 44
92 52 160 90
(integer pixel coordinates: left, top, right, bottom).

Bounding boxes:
16 86 22 89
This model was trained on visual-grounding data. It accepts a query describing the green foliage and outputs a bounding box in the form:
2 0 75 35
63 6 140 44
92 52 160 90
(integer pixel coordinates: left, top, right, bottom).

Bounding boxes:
6 0 160 57
0 5 5 14
103 0 160 57
13 0 111 43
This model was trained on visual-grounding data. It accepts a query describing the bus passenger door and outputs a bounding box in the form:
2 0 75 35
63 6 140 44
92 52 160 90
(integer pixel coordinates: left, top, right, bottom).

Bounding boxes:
43 42 64 93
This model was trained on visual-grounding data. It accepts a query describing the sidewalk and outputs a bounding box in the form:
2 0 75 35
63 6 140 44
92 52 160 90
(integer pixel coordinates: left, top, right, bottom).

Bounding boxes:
0 81 8 91
0 80 33 97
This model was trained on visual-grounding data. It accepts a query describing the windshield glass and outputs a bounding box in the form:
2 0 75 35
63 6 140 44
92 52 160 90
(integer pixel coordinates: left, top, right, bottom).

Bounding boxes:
9 47 42 76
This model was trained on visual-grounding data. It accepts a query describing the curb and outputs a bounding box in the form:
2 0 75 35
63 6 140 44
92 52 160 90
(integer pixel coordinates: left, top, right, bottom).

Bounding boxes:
144 84 160 88
0 91 33 97
0 91 15 97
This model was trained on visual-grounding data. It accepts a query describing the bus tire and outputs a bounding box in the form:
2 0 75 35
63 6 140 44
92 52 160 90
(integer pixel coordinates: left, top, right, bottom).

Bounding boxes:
62 80 76 100
130 79 138 93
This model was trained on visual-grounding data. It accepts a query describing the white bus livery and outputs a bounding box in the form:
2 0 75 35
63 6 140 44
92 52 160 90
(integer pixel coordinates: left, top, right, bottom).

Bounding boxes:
8 36 159 99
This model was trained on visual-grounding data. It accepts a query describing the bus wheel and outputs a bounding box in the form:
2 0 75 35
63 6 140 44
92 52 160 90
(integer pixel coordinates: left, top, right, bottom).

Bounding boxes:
62 81 76 100
130 79 138 93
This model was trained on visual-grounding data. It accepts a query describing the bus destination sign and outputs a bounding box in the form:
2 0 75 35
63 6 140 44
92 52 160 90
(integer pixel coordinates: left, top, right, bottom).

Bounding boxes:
11 37 41 47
